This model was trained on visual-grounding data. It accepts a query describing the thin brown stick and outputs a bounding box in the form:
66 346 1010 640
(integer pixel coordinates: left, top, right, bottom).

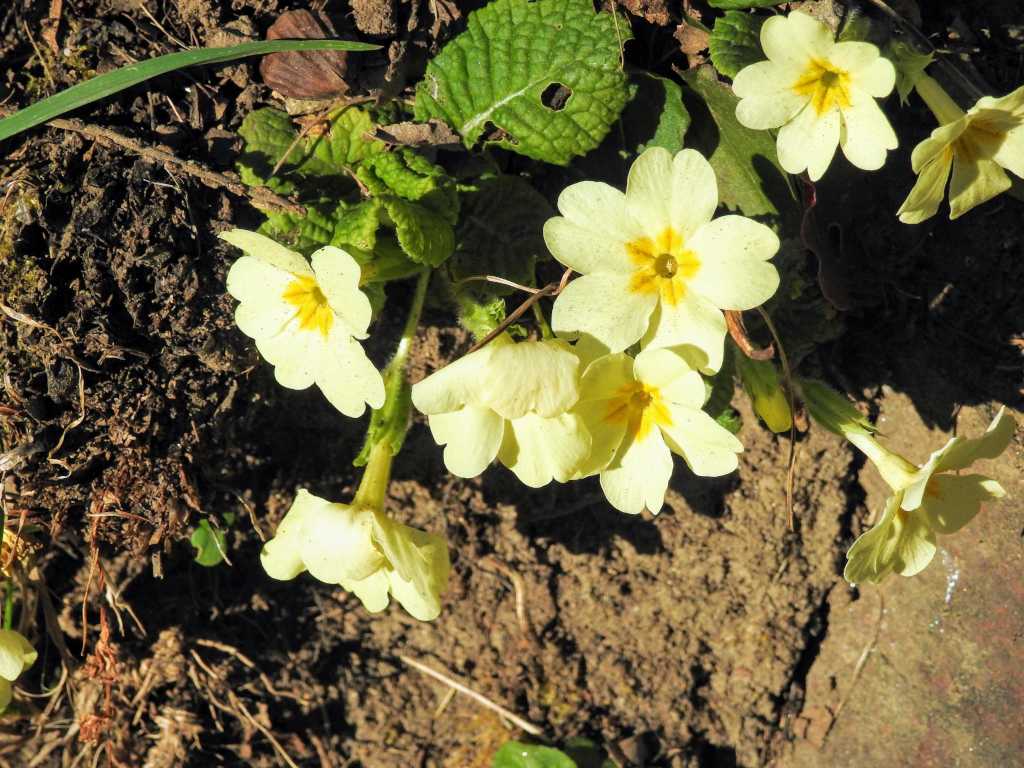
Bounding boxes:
398 654 544 737
42 0 63 54
454 275 544 295
6 113 304 214
755 307 797 531
466 268 572 354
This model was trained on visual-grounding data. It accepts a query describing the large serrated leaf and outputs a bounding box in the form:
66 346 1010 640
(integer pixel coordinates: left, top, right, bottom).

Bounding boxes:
414 0 632 165
359 150 460 224
681 67 798 229
382 197 454 267
709 11 765 79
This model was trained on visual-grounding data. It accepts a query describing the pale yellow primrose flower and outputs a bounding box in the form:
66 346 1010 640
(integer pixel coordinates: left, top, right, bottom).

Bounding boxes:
221 229 385 417
545 147 780 374
572 348 743 515
733 11 897 181
0 629 37 713
897 76 1024 223
261 489 450 621
411 335 591 487
845 408 1015 584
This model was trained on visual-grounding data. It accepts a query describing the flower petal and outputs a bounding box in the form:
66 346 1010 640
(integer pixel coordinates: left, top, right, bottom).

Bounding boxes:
555 180 645 242
260 489 318 581
220 229 313 276
480 340 581 419
948 156 1012 220
428 406 504 478
498 412 592 487
660 404 743 477
625 148 718 241
552 272 658 353
640 293 727 375
897 146 954 224
577 352 635 403
687 216 780 309
844 494 937 584
600 428 674 515
921 474 1006 535
0 679 11 713
341 570 391 614
0 630 36 682
934 407 1016 474
993 125 1024 178
372 514 450 621
411 345 493 414
761 12 833 69
298 502 384 585
227 257 298 339
839 97 898 172
316 330 385 417
777 102 841 181
571 399 628 478
633 348 706 408
734 61 809 130
544 216 633 275
852 56 896 98
311 246 372 338
255 327 325 390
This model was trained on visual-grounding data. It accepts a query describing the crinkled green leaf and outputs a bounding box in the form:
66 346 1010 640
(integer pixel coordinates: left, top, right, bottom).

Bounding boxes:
414 0 632 165
707 0 781 8
382 197 454 267
709 11 765 79
888 40 933 105
682 67 798 228
451 175 552 292
359 151 459 224
238 106 383 184
493 741 577 768
190 520 227 567
260 198 382 255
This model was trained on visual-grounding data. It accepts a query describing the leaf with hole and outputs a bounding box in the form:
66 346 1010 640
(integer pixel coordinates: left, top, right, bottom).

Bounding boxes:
414 0 633 165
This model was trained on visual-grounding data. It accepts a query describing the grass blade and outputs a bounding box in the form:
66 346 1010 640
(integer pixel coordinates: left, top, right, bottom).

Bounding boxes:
0 39 378 143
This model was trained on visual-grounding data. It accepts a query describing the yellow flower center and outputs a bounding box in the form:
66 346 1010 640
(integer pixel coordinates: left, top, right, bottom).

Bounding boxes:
626 227 700 307
792 58 852 116
282 275 334 337
604 381 673 441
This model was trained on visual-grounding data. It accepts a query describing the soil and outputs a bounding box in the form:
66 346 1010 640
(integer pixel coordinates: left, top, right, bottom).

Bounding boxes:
0 1 1021 768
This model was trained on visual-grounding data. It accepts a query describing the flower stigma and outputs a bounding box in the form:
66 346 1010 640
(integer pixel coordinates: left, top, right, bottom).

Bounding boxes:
283 275 334 336
793 59 852 116
627 228 701 307
604 381 673 441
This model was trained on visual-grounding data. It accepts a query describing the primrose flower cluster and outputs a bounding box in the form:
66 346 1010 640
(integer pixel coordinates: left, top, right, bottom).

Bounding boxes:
416 147 775 515
732 10 1024 222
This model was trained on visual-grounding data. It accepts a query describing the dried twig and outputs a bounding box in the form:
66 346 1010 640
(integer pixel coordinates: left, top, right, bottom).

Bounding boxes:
755 307 798 531
398 654 544 737
478 556 540 647
0 111 304 214
466 268 572 355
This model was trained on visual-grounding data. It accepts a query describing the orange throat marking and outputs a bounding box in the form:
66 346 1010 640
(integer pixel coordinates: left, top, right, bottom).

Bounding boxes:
282 275 334 337
792 58 852 116
603 381 673 441
626 227 700 307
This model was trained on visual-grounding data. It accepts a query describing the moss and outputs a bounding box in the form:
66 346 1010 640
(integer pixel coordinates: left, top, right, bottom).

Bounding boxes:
0 183 47 308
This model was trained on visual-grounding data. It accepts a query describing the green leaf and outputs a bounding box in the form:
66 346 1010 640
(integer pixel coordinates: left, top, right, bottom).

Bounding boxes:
709 12 765 79
704 345 742 435
682 67 798 228
238 106 384 184
493 741 576 768
0 40 379 144
630 74 690 154
190 520 227 567
455 289 507 340
415 0 632 165
260 198 382 255
707 0 781 8
382 197 454 267
451 176 552 291
360 151 459 224
888 40 933 105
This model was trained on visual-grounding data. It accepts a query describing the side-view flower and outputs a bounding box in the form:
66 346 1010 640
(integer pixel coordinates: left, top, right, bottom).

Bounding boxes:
733 10 898 181
897 75 1024 223
842 408 1016 584
221 229 385 417
0 629 37 713
411 335 592 487
572 347 743 515
261 446 450 621
545 147 780 374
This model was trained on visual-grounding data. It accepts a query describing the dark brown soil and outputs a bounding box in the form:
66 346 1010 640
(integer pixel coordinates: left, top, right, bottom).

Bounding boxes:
0 1 1021 767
